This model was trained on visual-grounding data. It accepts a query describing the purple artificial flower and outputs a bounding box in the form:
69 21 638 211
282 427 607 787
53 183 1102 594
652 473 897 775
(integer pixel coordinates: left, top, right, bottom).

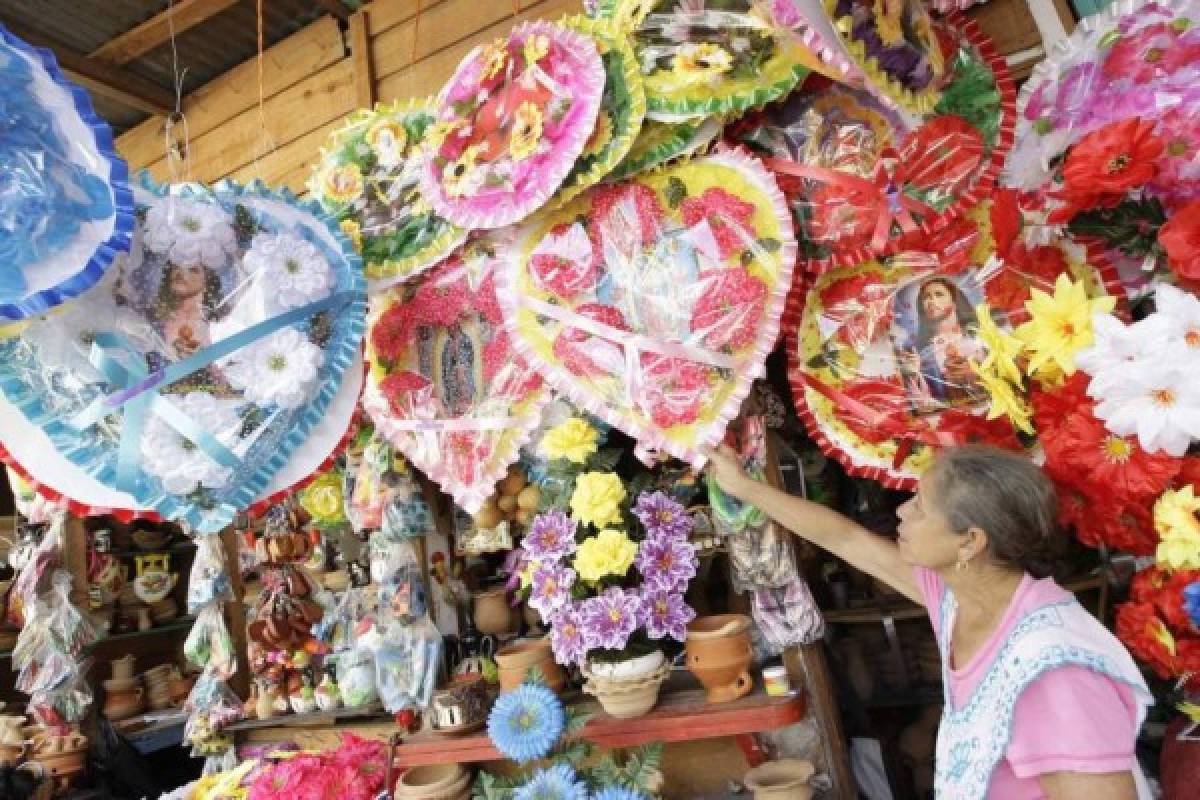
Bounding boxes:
633 491 693 542
502 547 530 595
641 589 695 642
635 535 698 593
524 510 578 561
549 604 588 666
529 563 576 621
580 587 641 653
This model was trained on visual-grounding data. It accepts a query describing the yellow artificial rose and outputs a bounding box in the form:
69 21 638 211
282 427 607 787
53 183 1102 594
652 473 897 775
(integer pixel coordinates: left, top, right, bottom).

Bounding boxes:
570 471 626 528
670 42 733 85
444 144 485 198
973 303 1024 386
509 102 544 161
573 528 637 583
541 417 600 464
319 163 364 204
299 472 345 526
1154 486 1200 570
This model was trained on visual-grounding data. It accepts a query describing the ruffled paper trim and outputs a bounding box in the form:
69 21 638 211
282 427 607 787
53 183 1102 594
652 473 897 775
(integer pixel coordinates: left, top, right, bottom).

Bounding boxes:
551 15 648 208
782 0 868 85
310 96 466 291
499 145 797 467
607 117 722 182
0 25 135 324
419 20 607 230
0 176 367 532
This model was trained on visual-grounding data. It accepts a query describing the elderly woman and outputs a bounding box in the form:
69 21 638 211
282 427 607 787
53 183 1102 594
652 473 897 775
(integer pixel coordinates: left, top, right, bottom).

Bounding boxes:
704 444 1151 800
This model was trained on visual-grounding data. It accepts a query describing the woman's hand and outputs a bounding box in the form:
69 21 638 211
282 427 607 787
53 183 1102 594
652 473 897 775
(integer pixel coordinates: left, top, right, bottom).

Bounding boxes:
701 445 752 500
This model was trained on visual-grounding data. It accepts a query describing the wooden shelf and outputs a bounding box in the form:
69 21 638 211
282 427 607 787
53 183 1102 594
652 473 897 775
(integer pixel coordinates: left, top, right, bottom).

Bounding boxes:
227 703 390 733
85 615 196 650
391 687 805 767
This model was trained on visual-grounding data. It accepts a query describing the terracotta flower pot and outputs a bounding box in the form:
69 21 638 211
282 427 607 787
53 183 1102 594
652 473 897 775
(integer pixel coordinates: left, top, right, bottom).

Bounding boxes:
473 588 516 636
686 614 754 704
103 686 145 721
743 759 815 800
495 638 565 694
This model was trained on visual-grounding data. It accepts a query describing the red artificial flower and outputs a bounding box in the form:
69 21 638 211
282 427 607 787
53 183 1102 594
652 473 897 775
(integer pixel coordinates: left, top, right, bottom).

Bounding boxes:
1160 569 1200 634
892 214 979 275
1159 199 1200 283
485 333 542 397
820 273 894 349
1101 22 1200 84
1055 479 1108 547
990 188 1023 259
380 371 430 414
940 409 1023 451
409 263 473 327
805 181 878 247
900 114 985 193
689 269 769 350
1174 455 1200 490
552 303 629 378
1176 639 1200 691
1029 372 1094 432
1115 600 1177 679
680 187 758 261
590 182 664 246
1092 500 1158 556
984 269 1036 317
475 269 504 325
1062 118 1164 196
370 304 416 362
832 378 910 445
1046 410 1181 504
635 354 709 429
529 222 601 301
1046 188 1125 225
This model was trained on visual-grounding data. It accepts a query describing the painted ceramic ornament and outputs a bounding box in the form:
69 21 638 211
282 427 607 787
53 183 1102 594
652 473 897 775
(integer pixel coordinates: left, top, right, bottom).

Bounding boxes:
133 553 177 604
363 234 549 514
731 16 1015 274
419 20 606 230
0 180 366 532
0 25 133 322
310 98 466 290
607 0 815 120
786 199 1126 488
501 147 796 466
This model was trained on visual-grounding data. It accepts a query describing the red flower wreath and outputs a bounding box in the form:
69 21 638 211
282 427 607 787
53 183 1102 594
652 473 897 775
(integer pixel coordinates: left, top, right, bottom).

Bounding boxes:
552 303 630 378
409 262 472 327
820 272 894 349
371 304 416 362
680 187 759 261
831 378 910 446
900 114 985 194
635 353 709 429
591 182 665 247
529 222 601 301
689 268 769 350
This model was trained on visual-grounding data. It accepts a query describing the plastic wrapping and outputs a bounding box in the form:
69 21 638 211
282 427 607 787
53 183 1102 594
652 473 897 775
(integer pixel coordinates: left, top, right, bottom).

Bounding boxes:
786 198 1127 488
336 647 379 709
608 0 814 119
188 533 234 614
0 180 366 532
732 17 1014 273
374 622 442 713
752 579 825 652
0 24 133 322
501 148 795 466
6 468 65 525
183 670 244 744
364 234 549 514
608 117 721 182
310 98 466 289
419 20 607 230
185 605 237 679
346 431 433 538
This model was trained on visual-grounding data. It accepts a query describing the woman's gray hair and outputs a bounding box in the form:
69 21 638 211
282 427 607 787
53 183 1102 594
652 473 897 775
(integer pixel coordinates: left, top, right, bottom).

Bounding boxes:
926 445 1063 578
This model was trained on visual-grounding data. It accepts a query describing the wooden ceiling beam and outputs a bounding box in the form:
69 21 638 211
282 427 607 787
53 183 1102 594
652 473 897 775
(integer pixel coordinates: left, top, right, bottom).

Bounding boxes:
90 0 242 65
311 0 352 21
0 18 174 116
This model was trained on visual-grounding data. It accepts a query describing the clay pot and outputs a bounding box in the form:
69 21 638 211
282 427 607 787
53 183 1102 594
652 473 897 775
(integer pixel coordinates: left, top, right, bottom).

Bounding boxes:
110 654 136 682
473 588 516 637
743 759 815 800
0 715 26 746
32 747 88 785
103 686 145 721
396 763 471 799
0 741 25 765
495 638 565 694
583 661 669 720
686 615 754 704
168 676 196 707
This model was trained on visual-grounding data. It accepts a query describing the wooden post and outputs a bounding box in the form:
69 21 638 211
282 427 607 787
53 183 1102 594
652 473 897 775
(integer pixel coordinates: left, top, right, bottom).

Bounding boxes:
349 10 376 110
220 526 251 698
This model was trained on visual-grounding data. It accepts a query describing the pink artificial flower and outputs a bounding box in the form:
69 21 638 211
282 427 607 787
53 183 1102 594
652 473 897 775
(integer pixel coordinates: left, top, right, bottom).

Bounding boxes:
634 354 709 429
1101 22 1200 84
689 268 769 350
680 187 758 261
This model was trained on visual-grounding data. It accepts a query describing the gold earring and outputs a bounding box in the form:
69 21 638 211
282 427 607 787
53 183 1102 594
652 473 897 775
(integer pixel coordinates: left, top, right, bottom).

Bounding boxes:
955 557 968 572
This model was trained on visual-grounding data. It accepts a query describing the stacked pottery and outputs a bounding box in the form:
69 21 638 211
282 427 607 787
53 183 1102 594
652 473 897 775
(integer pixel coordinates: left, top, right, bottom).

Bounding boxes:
103 655 145 721
743 759 815 800
582 651 670 720
494 638 565 694
28 732 89 790
686 615 754 704
143 665 175 711
395 763 473 800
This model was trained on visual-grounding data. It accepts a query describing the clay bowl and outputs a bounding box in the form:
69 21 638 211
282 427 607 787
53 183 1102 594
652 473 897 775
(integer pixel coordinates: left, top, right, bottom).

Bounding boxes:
33 747 87 779
396 763 469 799
103 687 145 721
743 758 816 800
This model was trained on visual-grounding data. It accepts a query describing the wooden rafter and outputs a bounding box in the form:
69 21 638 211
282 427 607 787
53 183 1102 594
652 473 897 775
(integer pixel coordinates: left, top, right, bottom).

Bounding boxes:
0 18 174 115
90 0 242 65
311 0 351 21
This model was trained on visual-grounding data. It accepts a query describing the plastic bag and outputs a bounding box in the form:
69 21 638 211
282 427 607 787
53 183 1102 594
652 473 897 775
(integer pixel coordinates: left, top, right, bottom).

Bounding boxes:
375 620 442 713
184 669 244 743
0 181 366 533
752 579 826 652
336 647 379 709
188 533 233 614
185 605 237 678
28 657 93 725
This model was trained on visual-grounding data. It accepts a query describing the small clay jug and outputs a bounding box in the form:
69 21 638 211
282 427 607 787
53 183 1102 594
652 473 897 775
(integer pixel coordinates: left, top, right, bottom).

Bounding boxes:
473 588 516 637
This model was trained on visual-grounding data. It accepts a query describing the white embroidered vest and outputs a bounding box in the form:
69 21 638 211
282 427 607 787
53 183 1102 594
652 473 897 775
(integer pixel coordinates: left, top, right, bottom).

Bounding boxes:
932 588 1153 799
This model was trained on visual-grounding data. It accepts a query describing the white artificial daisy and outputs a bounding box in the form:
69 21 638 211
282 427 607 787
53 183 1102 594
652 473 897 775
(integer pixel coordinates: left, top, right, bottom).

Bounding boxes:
142 198 237 269
242 232 334 312
140 391 241 495
1092 357 1200 456
221 327 324 410
1077 312 1169 396
1154 283 1200 352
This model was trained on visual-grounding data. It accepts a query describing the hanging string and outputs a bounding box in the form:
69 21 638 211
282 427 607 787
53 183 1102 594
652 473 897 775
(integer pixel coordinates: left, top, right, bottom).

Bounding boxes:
411 0 421 67
251 0 276 174
163 0 192 185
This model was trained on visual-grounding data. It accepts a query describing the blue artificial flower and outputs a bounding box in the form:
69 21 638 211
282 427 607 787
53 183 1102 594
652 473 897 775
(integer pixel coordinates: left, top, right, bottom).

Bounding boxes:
487 683 565 764
514 764 589 800
591 788 647 800
1184 580 1200 629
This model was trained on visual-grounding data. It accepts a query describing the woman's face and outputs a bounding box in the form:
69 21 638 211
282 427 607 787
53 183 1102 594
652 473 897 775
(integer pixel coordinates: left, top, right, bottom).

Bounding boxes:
171 264 206 298
920 281 955 322
895 478 963 570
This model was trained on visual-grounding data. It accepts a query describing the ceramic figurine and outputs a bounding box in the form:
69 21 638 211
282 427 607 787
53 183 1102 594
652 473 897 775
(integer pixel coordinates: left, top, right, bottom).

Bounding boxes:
315 668 342 712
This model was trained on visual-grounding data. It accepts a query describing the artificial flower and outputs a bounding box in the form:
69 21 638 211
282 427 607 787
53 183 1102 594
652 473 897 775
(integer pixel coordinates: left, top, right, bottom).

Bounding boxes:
529 564 577 619
574 528 638 583
1095 500 1159 556
223 327 324 410
1133 567 1200 634
640 589 695 642
570 472 627 528
487 683 566 764
1092 359 1200 456
510 102 545 161
939 409 1023 451
370 304 417 362
481 40 509 81
1116 600 1177 680
1155 486 1200 570
633 491 692 542
380 371 432 414
1061 118 1163 196
141 391 240 496
530 222 600 300
523 33 551 67
821 273 894 349
143 198 237 269
340 219 363 253
409 265 472 326
442 144 486 198
900 115 985 193
317 163 366 205
1043 411 1181 503
1184 581 1200 630
514 764 588 800
634 354 709 429
689 268 768 350
635 535 698 593
592 788 648 800
1015 273 1116 379
553 304 629 378
1159 200 1200 283
679 188 757 261
1075 312 1167 396
580 586 641 652
1152 109 1200 196
973 365 1034 435
366 119 408 167
548 604 587 666
591 183 664 247
541 417 600 464
243 232 334 312
1155 283 1200 351
670 42 733 85
972 304 1024 386
1030 371 1093 432
525 509 579 561
1101 21 1200 84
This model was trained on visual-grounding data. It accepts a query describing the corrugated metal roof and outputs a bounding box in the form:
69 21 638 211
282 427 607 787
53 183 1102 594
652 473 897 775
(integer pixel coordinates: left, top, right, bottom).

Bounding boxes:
0 0 341 134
